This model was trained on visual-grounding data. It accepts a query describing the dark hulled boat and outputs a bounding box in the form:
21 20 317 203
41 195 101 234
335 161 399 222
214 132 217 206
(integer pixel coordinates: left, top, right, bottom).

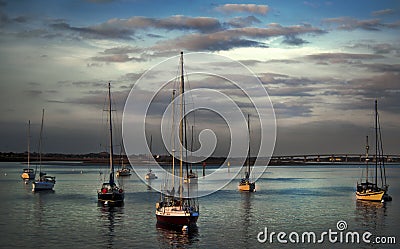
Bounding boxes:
155 52 199 228
98 82 124 206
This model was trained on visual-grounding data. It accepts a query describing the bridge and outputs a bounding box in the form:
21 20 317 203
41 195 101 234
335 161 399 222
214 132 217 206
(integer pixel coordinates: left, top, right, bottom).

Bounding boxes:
269 154 400 165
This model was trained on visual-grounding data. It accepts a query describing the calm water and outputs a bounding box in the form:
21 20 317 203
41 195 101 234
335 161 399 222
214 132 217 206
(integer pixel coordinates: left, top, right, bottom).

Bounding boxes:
0 162 399 249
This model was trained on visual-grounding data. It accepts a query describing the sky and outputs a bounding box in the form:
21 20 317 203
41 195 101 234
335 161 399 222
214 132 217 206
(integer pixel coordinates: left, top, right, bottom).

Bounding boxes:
0 0 399 156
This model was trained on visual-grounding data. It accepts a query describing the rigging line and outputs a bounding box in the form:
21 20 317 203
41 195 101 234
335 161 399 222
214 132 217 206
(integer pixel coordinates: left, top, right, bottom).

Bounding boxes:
38 109 44 174
377 111 387 187
375 100 378 187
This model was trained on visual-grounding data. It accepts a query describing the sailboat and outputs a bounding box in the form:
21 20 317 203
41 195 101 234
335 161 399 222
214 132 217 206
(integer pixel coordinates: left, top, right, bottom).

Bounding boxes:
145 169 158 180
145 135 158 180
21 120 35 181
238 114 255 192
184 125 198 184
116 145 131 177
155 52 199 228
98 82 124 206
356 100 392 202
32 109 56 191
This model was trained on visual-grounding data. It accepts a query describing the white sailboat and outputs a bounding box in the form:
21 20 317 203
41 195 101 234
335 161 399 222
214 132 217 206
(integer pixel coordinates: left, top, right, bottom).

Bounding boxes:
145 135 157 180
32 109 56 191
145 169 158 180
116 145 131 177
184 125 198 184
21 120 35 181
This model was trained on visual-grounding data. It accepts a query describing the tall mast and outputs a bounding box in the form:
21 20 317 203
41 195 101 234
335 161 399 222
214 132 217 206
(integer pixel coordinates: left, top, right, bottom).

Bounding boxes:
28 120 30 169
374 100 378 187
365 136 369 182
38 109 44 174
190 125 194 172
108 82 115 185
171 89 176 189
150 134 153 157
179 51 184 201
247 114 251 175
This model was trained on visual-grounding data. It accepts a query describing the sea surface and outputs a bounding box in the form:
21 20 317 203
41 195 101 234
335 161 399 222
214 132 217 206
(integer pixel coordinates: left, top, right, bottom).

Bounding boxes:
0 162 399 249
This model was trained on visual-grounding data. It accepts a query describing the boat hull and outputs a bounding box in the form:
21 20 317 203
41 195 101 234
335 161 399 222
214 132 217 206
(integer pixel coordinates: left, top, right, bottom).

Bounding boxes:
238 182 255 192
145 174 157 180
116 172 131 177
156 210 198 227
98 192 124 206
21 172 35 180
184 177 198 184
32 181 55 191
356 190 385 202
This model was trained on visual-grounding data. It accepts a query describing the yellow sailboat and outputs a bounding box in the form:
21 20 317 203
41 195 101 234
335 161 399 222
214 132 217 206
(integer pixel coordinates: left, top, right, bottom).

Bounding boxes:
356 100 392 202
238 114 255 192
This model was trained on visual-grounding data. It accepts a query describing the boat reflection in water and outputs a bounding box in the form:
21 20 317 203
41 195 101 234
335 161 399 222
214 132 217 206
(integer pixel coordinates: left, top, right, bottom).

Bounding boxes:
240 191 254 246
156 222 199 248
355 200 387 230
98 206 124 248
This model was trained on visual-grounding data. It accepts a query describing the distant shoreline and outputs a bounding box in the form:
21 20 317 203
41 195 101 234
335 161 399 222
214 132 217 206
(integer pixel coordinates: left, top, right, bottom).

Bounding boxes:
2 151 400 166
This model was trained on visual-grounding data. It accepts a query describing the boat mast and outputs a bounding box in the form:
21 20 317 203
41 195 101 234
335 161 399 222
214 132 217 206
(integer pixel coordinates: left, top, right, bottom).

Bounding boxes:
150 134 153 160
179 52 184 201
365 136 369 182
171 89 176 189
190 125 194 173
28 120 30 170
38 109 44 174
247 114 251 177
378 109 387 187
374 100 378 187
108 82 115 185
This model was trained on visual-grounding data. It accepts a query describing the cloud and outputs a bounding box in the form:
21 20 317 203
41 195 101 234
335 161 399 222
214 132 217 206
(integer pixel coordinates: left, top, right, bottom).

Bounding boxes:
49 15 222 40
215 4 269 15
347 42 400 55
102 46 142 54
153 33 268 51
91 54 145 63
104 15 222 33
226 16 261 28
265 59 301 64
372 9 396 16
305 52 384 64
315 72 400 113
282 35 309 45
273 101 314 118
323 17 400 31
24 90 42 97
153 23 324 52
359 63 400 73
274 120 372 155
50 21 135 40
